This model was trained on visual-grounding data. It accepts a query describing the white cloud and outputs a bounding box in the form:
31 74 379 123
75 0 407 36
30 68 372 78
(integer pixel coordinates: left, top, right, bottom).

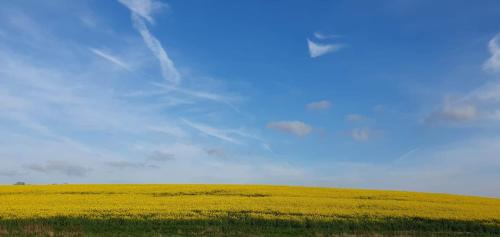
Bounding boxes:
181 120 269 148
0 19 196 184
0 2 299 187
206 148 226 158
468 82 500 102
307 39 343 58
483 34 500 72
261 143 273 153
25 160 90 177
313 32 339 40
350 128 371 141
425 80 500 125
306 100 331 110
0 170 26 177
118 0 167 24
267 121 312 137
426 103 476 124
147 150 176 162
106 161 148 169
119 0 181 84
131 14 181 84
90 48 131 71
322 137 500 197
146 124 188 138
150 143 205 160
79 14 98 28
0 49 185 136
183 119 242 144
154 83 238 109
426 34 500 126
346 114 367 122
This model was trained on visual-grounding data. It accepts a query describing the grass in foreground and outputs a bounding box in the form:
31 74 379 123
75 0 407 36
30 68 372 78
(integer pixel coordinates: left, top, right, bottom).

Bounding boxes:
0 184 498 236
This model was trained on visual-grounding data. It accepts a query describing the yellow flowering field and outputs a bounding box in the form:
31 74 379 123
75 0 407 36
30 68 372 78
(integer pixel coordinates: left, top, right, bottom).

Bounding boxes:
0 184 499 236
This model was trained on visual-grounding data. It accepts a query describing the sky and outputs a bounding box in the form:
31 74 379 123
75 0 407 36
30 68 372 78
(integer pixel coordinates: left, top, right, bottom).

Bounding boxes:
1 0 500 197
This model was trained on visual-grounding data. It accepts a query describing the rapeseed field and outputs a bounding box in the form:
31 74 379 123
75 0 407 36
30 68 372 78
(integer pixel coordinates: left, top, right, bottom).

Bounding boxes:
0 184 499 236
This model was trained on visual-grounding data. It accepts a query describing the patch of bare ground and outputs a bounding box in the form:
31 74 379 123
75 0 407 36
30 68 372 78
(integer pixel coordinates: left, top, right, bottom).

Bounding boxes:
0 225 8 236
18 224 82 237
21 224 54 236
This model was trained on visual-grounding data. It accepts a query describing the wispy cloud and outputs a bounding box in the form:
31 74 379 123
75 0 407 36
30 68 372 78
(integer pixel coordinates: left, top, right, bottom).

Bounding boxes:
323 137 500 197
313 32 339 40
90 48 131 71
183 119 243 144
0 12 197 183
25 160 90 177
307 39 343 58
206 148 226 158
306 100 331 110
345 114 368 122
79 14 98 28
118 0 167 24
425 35 500 126
483 34 500 72
147 150 175 162
146 124 188 138
0 170 25 177
425 84 500 126
0 1 305 187
261 143 274 153
119 0 181 84
138 143 206 161
182 119 268 147
153 83 235 106
154 83 238 109
105 161 151 169
267 121 312 137
425 102 476 124
350 128 371 141
394 148 420 163
0 47 184 136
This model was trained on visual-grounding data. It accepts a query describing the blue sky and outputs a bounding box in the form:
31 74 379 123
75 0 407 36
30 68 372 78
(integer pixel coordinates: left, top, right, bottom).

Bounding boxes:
1 0 500 197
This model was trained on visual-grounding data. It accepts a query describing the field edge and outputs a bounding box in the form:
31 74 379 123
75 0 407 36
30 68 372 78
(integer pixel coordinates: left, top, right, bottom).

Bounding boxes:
1 215 499 237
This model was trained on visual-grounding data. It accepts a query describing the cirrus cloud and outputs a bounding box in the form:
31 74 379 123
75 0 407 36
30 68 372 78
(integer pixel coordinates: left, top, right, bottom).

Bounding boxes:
306 100 331 111
483 34 500 72
425 103 476 124
346 114 368 122
267 121 312 137
25 160 90 177
119 0 181 84
307 39 343 58
118 0 167 24
350 128 371 142
90 48 131 71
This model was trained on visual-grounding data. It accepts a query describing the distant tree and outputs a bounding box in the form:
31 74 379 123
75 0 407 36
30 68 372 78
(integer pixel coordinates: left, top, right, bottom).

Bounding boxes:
13 182 26 185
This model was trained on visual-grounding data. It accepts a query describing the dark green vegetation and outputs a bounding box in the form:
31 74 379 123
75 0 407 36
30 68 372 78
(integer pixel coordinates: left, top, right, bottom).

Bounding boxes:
0 216 499 236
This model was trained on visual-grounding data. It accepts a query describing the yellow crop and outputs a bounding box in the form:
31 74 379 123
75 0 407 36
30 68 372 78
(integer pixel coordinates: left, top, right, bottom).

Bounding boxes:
0 184 498 222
